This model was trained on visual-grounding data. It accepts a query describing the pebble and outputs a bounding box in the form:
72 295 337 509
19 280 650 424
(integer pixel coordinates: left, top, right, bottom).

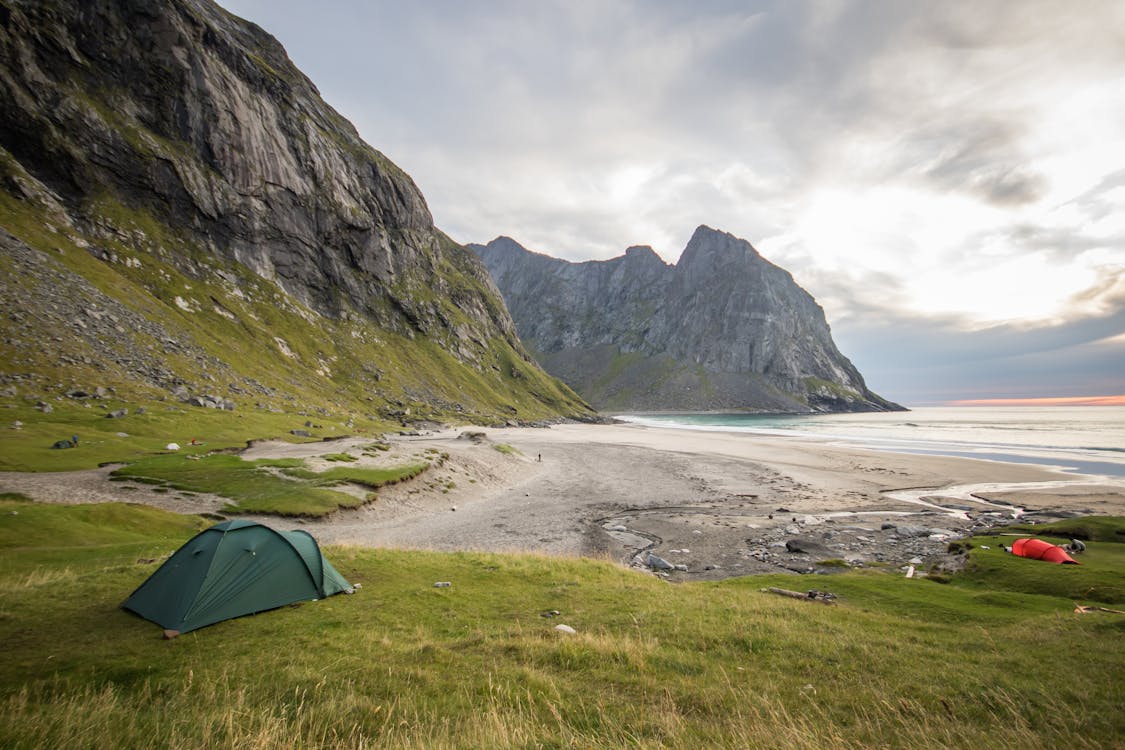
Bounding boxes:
432 581 451 588
554 624 576 634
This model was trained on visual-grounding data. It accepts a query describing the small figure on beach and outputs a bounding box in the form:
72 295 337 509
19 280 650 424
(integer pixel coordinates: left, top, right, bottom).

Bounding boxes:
537 453 541 462
71 434 79 447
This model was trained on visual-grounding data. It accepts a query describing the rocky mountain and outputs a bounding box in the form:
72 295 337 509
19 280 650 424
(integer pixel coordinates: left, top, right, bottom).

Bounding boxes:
473 227 902 413
0 0 591 424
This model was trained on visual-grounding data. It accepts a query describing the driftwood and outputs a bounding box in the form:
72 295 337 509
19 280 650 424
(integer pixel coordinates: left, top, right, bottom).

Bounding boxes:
761 587 837 605
1074 605 1125 615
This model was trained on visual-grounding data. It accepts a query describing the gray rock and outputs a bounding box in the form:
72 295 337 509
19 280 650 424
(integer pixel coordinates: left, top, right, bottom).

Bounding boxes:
473 230 902 413
646 553 675 571
432 581 451 588
785 537 834 556
106 408 128 418
290 429 311 437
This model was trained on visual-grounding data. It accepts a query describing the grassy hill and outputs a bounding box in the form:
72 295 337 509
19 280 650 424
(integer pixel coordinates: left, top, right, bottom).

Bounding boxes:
0 180 590 433
2 498 1121 749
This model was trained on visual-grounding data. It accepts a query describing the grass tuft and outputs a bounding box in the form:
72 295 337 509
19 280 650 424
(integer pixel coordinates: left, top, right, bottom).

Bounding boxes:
111 454 427 516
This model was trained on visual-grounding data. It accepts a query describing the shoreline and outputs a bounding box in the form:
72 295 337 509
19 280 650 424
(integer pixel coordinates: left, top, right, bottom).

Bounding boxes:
3 422 1122 580
614 408 1125 479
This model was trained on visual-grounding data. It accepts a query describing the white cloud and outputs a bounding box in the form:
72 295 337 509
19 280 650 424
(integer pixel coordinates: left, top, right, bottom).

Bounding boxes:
219 0 1125 400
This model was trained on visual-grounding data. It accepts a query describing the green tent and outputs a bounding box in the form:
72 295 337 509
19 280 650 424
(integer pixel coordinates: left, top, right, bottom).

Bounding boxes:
122 520 352 636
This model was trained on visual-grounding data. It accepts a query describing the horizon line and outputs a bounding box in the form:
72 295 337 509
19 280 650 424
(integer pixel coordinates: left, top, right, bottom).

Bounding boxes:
947 395 1125 407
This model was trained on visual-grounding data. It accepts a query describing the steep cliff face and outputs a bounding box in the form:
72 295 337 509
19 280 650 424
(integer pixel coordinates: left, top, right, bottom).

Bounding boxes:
0 0 590 422
474 227 902 413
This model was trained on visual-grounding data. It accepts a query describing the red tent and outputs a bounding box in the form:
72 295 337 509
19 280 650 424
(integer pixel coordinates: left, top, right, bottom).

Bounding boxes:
1011 538 1080 564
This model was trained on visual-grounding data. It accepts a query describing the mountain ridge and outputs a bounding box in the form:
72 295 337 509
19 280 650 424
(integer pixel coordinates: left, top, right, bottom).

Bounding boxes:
0 0 592 425
473 226 902 413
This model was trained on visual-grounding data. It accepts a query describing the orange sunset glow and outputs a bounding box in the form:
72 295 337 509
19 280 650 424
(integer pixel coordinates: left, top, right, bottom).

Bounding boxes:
950 395 1125 407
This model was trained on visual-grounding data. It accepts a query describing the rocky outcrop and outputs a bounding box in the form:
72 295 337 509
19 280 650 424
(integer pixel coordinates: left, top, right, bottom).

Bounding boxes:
474 227 902 413
0 0 590 420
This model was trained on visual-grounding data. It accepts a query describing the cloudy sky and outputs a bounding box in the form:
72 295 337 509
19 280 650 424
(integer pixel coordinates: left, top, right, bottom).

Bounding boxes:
222 0 1124 405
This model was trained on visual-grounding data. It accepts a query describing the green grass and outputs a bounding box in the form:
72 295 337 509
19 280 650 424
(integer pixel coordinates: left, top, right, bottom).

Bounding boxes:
492 443 520 455
952 522 1125 605
987 516 1125 543
281 463 429 490
1 502 1122 749
321 453 358 462
0 399 365 473
110 454 427 517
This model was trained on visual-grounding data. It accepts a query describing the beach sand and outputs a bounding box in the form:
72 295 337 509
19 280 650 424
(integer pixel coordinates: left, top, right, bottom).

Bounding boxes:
5 422 1122 579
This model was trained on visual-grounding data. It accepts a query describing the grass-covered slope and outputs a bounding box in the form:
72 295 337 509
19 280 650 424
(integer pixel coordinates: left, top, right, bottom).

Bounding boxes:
0 164 591 461
2 500 1122 749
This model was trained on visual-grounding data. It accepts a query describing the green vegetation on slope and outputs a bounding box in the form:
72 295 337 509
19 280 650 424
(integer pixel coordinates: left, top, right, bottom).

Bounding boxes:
0 397 373 473
1 502 1122 749
0 159 592 435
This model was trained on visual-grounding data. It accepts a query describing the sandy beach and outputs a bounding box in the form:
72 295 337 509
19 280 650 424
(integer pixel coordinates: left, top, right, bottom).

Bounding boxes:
7 421 1120 580
6 422 1116 580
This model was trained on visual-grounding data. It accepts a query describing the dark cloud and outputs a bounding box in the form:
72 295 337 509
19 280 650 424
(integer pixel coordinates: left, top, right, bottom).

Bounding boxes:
832 277 1125 403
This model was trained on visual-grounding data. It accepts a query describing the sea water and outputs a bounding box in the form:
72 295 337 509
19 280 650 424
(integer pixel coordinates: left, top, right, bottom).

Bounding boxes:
618 406 1125 478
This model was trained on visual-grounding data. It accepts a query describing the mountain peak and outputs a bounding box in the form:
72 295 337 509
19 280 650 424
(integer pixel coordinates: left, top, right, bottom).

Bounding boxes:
623 245 666 267
476 229 902 414
679 225 762 268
